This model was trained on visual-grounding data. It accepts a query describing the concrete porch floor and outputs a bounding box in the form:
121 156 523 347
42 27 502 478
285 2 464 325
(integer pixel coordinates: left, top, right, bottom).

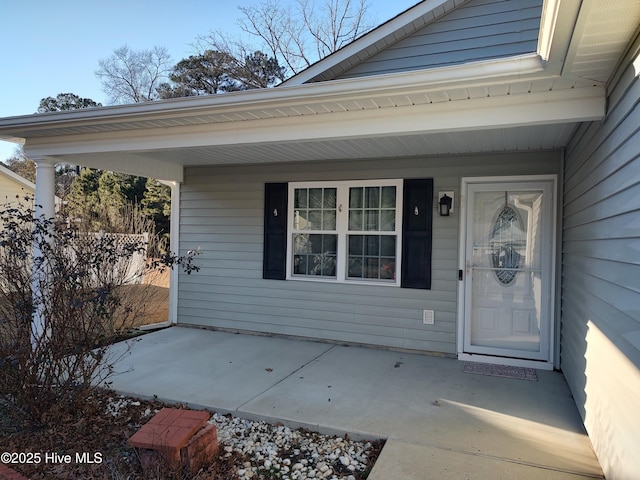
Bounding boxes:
107 326 603 479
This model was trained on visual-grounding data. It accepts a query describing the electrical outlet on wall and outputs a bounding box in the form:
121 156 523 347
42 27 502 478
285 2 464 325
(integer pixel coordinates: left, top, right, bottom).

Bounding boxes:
423 310 434 325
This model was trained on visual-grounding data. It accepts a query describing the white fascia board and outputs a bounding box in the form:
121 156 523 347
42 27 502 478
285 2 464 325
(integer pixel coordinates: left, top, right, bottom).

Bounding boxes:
537 0 582 74
538 0 563 61
282 0 464 86
23 86 605 157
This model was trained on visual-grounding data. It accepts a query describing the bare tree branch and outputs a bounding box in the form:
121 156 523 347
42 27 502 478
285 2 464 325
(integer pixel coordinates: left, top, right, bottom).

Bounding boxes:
95 45 173 104
203 0 373 79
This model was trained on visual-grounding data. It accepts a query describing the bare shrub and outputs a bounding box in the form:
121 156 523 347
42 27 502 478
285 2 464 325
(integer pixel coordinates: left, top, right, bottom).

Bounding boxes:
0 197 199 426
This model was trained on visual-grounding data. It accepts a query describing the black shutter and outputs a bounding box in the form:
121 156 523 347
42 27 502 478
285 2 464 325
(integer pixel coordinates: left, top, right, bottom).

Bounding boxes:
263 183 288 280
401 178 434 289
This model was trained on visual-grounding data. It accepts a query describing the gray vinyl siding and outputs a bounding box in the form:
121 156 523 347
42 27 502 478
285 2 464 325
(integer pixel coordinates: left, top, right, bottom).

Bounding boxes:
561 34 640 480
178 152 559 355
336 0 542 80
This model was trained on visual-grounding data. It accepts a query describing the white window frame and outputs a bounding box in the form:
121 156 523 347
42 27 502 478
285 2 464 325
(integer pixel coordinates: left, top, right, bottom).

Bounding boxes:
286 179 403 286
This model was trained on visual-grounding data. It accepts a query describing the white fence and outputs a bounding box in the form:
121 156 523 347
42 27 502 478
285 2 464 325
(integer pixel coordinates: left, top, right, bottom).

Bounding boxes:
70 232 149 285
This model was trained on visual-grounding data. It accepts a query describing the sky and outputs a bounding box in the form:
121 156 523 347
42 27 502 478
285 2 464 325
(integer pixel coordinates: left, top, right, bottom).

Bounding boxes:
0 0 419 163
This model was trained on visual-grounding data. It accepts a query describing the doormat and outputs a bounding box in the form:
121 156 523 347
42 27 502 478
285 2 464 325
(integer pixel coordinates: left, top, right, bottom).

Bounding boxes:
462 362 538 381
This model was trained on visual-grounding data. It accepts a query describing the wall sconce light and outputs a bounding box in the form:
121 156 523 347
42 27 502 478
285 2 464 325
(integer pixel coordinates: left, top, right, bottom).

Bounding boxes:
438 191 454 216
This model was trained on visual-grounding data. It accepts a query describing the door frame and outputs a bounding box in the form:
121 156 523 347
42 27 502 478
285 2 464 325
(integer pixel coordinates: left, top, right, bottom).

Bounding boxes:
456 175 558 370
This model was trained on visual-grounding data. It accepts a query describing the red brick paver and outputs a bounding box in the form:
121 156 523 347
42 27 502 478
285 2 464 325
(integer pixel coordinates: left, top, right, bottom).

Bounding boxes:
182 423 219 473
128 407 214 470
128 407 209 451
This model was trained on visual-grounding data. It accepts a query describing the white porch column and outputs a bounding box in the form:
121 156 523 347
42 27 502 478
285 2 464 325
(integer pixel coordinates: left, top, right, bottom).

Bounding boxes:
168 181 180 324
33 158 56 221
31 157 56 346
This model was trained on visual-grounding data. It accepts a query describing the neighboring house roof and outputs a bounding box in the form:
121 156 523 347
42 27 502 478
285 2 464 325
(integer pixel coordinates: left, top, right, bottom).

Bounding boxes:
0 163 35 207
0 0 637 181
0 162 35 191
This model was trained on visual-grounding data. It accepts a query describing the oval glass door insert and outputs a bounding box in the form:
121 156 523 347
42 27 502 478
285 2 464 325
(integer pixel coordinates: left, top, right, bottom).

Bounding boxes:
489 204 525 286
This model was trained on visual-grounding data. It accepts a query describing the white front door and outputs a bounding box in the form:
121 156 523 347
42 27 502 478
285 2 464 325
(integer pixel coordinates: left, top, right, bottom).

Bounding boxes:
459 177 556 367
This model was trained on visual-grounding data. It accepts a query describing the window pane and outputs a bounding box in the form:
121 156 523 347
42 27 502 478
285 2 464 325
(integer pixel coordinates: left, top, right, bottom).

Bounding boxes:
293 234 309 254
349 187 363 208
309 188 323 208
293 209 310 230
321 256 336 276
294 189 308 208
347 234 396 281
349 210 362 230
381 186 396 208
323 210 336 230
365 187 380 208
364 209 379 231
380 258 395 279
293 255 308 275
292 233 336 278
324 234 337 253
308 234 325 253
294 187 337 232
365 235 380 256
324 188 337 208
380 210 395 231
380 235 396 256
308 210 322 230
364 258 379 279
348 257 363 277
349 235 363 255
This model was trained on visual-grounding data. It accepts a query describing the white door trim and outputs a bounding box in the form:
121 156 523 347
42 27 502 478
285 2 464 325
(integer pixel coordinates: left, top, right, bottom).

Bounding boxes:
456 175 557 370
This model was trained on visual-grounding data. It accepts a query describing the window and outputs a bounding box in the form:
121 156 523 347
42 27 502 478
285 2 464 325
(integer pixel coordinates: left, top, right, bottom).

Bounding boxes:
287 180 403 285
263 179 433 289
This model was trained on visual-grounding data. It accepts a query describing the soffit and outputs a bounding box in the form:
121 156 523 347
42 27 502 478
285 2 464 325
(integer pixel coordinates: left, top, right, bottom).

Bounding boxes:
563 0 640 83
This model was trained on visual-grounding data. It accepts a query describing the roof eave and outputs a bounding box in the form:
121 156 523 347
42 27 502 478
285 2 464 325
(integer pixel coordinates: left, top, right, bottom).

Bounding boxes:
0 53 545 141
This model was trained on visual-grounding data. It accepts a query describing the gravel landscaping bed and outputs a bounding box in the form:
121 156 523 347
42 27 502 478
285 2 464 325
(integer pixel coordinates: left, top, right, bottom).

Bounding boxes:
0 390 383 479
212 412 383 479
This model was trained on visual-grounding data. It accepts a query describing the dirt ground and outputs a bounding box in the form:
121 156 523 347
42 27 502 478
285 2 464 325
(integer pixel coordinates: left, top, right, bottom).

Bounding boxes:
128 268 170 327
0 390 239 480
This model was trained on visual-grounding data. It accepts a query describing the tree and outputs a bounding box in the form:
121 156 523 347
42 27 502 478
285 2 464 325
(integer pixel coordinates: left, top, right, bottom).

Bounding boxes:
37 93 102 113
141 179 171 236
159 49 285 98
166 50 240 96
155 81 198 100
238 50 286 89
203 0 373 79
67 169 149 231
297 0 371 60
2 151 36 184
95 45 172 104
